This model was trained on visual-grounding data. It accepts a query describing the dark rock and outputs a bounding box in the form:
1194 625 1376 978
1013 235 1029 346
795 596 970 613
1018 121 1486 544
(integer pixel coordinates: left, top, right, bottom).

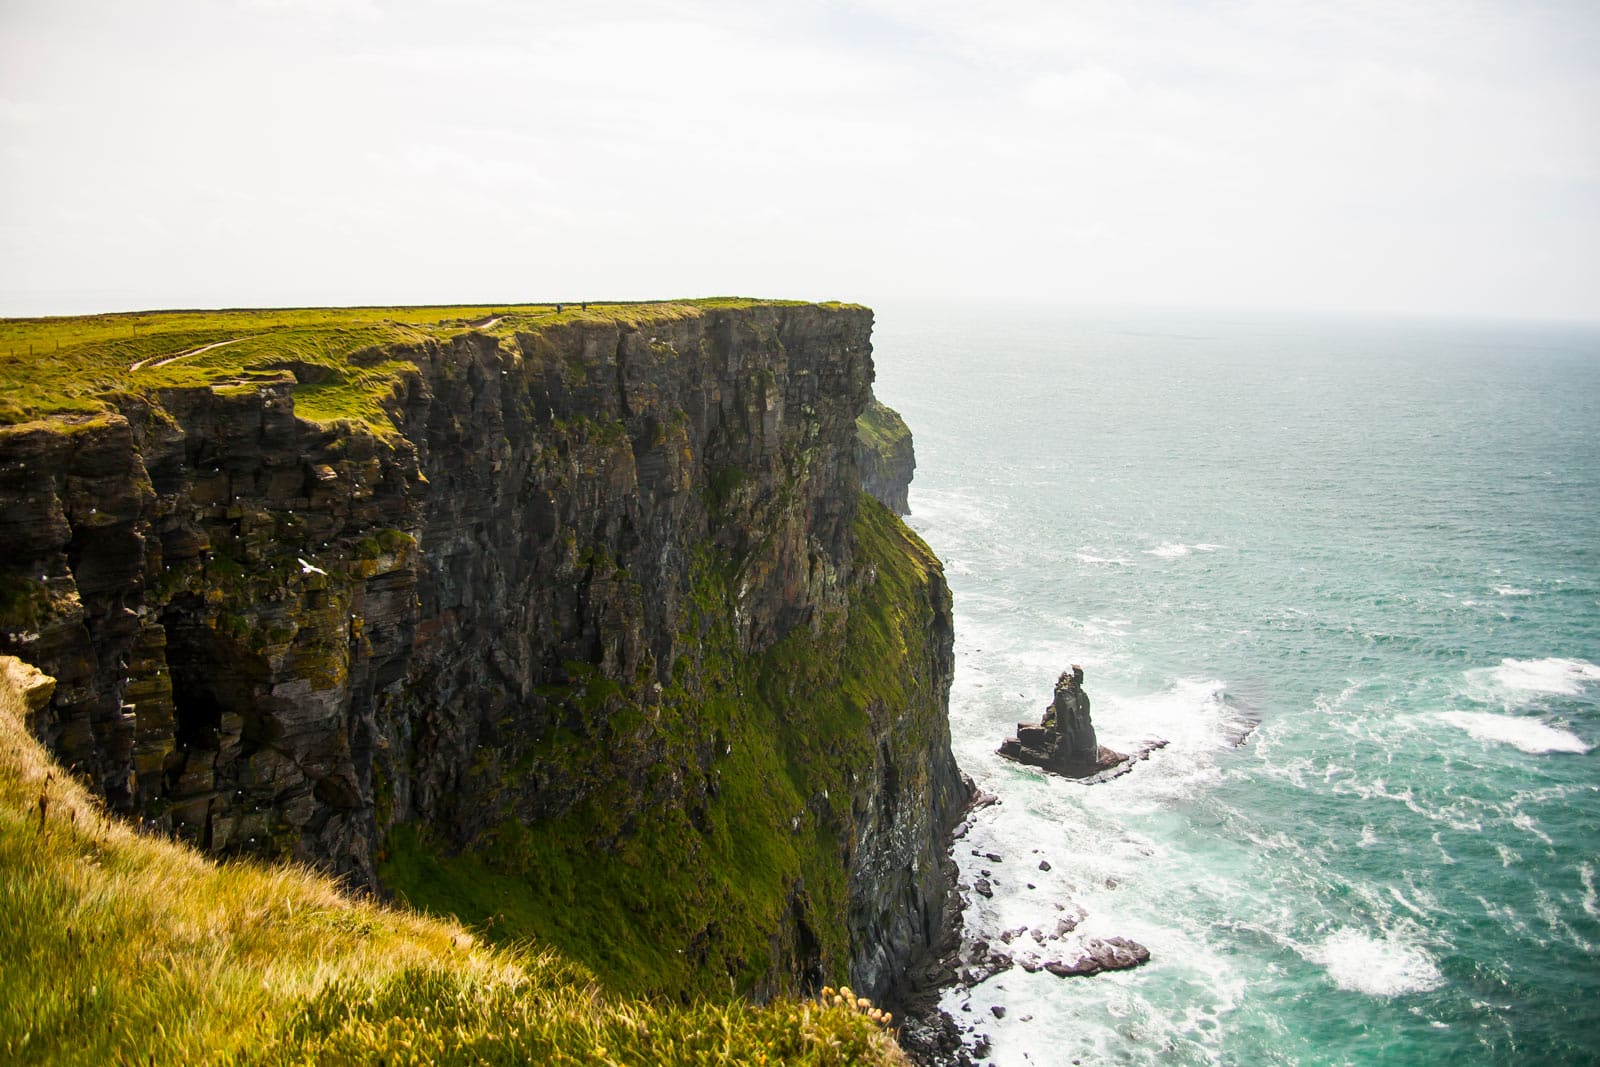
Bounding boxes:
896 1009 978 1067
973 878 993 899
1043 937 1151 978
1038 859 1052 872
989 1005 1005 1019
997 666 1171 783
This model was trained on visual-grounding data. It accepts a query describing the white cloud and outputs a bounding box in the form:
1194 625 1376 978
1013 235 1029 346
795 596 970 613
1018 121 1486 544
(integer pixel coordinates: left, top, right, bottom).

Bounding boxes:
1024 66 1130 112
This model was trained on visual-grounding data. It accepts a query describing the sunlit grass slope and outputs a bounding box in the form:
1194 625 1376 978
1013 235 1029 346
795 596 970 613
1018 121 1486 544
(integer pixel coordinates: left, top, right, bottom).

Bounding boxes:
0 298 852 431
0 656 905 1066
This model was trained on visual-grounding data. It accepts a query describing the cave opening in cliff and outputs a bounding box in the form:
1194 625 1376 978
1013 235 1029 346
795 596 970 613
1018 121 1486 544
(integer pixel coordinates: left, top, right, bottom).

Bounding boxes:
163 601 271 773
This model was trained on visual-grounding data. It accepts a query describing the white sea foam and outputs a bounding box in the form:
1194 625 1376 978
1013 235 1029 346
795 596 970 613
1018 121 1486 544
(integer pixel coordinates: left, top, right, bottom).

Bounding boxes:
1511 810 1555 846
1436 711 1590 754
1074 551 1134 566
1466 657 1600 699
1492 585 1534 596
1143 541 1227 559
1387 885 1432 920
1309 928 1444 996
1581 863 1599 919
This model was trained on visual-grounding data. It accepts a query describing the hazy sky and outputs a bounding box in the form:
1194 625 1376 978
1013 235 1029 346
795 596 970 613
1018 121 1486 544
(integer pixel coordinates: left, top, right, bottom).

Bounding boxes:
2 0 1597 320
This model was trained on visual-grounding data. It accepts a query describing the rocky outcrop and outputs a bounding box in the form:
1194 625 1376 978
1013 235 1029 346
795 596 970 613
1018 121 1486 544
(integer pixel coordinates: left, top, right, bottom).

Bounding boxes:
856 391 915 515
998 667 1166 780
0 302 968 1001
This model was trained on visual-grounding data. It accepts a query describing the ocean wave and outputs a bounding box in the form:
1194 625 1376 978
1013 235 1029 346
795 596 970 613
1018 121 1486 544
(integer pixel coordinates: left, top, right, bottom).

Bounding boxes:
1074 551 1134 566
1436 710 1590 754
1511 810 1554 846
1146 542 1192 558
1492 585 1534 596
1308 928 1444 997
1143 542 1225 558
1465 657 1600 700
1097 677 1231 749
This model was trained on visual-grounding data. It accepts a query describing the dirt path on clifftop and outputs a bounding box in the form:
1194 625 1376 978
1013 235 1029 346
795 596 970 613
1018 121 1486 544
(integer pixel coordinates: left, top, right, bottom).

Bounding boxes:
130 336 255 372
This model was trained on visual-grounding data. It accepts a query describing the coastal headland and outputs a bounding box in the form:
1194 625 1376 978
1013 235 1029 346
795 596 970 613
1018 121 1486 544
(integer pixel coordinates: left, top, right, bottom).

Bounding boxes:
0 299 967 1063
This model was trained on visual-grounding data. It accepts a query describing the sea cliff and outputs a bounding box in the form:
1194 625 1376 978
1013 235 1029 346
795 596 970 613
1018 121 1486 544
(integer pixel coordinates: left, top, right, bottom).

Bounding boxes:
856 391 916 515
0 300 967 1002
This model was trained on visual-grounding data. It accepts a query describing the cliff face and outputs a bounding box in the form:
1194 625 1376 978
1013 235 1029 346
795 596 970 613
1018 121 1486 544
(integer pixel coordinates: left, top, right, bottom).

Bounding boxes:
0 303 967 1000
856 392 916 515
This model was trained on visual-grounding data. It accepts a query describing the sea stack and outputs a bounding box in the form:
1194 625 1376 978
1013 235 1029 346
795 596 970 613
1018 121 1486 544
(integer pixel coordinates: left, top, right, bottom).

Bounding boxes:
998 666 1161 780
1051 665 1096 765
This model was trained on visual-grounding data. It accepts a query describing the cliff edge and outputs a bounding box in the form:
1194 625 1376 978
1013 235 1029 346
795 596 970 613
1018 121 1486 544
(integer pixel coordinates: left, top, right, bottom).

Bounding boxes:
0 300 968 1002
856 391 916 515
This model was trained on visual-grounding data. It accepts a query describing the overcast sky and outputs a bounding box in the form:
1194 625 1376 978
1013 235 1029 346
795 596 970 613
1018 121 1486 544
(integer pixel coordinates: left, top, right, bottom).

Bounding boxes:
2 0 1597 321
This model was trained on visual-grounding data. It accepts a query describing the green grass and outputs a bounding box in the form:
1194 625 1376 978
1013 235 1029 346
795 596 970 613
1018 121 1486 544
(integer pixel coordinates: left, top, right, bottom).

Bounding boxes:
0 655 906 1066
0 298 859 434
854 396 911 455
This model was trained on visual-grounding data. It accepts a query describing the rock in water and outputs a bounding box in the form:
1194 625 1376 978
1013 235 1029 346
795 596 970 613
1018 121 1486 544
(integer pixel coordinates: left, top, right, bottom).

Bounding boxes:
998 666 1166 780
1052 665 1096 763
1042 937 1151 978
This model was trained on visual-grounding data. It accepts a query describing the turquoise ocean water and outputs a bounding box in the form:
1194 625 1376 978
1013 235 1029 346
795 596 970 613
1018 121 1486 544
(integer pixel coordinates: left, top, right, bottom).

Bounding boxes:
870 308 1600 1065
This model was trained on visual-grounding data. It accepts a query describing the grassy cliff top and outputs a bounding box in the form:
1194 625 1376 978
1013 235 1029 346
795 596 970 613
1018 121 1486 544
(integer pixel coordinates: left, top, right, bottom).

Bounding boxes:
0 298 865 432
855 395 912 454
0 655 905 1066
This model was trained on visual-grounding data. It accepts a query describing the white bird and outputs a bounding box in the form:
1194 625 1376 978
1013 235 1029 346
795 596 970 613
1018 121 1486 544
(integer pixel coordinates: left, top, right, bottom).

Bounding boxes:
298 557 327 576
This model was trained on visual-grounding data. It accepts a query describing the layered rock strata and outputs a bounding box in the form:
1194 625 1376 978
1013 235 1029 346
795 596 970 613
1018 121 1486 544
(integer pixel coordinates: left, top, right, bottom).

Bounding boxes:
0 303 968 1001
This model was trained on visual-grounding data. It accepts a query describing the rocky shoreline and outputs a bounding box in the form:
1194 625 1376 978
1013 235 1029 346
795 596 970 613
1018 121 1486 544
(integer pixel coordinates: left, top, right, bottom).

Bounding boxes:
893 669 1163 1065
890 790 1157 1065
